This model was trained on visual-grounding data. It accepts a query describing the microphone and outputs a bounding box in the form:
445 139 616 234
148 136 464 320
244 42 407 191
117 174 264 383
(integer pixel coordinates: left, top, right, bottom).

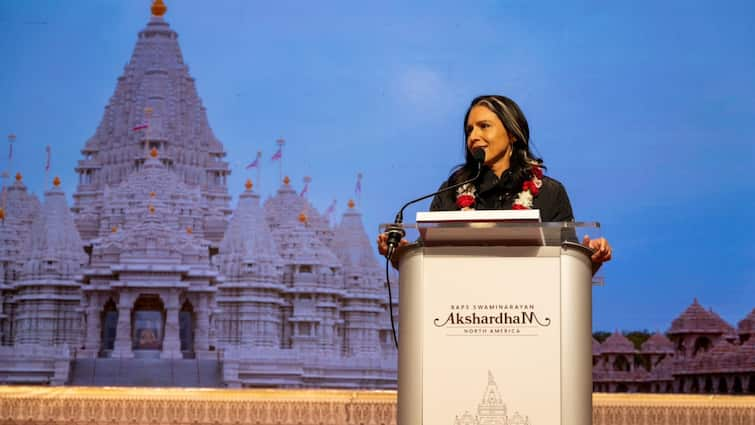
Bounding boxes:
384 148 486 259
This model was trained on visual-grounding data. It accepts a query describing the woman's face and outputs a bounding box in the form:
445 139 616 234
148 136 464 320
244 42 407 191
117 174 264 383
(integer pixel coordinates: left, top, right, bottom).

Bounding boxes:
466 105 515 173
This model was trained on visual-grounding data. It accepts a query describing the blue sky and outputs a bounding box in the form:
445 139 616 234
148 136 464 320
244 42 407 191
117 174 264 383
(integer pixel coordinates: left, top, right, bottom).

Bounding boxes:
1 0 753 332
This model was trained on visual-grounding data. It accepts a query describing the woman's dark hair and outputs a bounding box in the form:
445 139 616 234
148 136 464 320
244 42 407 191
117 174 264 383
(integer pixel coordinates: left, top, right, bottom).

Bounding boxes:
450 95 544 187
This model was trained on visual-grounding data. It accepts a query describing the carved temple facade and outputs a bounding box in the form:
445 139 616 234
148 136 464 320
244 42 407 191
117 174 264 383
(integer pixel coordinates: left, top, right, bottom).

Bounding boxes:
593 300 755 394
0 1 397 388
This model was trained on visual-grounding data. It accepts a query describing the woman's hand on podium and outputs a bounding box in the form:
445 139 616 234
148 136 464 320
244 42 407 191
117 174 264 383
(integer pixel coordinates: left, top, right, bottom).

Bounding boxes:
582 235 612 274
377 232 409 269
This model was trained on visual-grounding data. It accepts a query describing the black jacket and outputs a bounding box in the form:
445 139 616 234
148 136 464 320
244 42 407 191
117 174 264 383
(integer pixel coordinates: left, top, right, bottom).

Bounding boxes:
429 167 574 222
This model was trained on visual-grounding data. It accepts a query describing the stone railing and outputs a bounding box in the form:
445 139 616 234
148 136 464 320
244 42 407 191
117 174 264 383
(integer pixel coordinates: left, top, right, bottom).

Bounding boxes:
0 387 753 425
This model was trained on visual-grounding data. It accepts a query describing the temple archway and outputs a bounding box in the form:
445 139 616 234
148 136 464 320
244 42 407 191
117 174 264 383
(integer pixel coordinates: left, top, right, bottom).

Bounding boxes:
733 377 743 394
131 294 165 354
693 336 712 356
704 377 713 393
717 377 728 394
100 298 118 355
612 355 630 372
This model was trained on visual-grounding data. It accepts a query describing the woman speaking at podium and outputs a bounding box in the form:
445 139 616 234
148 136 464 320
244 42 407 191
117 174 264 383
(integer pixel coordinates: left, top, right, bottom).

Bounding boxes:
377 94 612 272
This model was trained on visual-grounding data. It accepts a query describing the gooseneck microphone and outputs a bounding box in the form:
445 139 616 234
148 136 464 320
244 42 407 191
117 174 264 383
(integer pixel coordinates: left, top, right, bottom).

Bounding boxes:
381 148 484 350
384 148 486 260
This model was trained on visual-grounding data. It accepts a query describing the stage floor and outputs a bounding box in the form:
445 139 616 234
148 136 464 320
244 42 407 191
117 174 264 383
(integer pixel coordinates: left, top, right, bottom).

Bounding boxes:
1 386 753 425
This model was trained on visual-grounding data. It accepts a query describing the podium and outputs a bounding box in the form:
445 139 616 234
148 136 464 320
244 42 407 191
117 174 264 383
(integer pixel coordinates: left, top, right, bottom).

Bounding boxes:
393 215 598 425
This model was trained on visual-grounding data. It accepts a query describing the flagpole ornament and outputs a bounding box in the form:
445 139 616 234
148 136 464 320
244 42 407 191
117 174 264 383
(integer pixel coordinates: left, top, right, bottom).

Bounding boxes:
300 176 311 197
354 172 363 205
7 133 15 168
324 199 337 226
45 145 52 189
246 151 262 169
256 150 262 189
273 138 285 183
45 145 51 171
246 150 263 189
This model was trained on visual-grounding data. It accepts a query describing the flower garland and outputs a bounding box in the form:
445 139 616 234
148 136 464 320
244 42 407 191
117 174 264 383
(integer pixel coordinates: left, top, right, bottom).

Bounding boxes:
455 183 477 210
512 165 543 210
455 165 544 210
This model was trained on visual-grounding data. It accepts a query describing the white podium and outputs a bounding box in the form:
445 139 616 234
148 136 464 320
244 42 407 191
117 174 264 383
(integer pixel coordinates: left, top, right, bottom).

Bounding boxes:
394 215 597 425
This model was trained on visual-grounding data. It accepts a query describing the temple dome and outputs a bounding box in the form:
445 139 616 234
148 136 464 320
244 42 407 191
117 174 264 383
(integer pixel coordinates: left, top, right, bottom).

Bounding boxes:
4 178 40 229
21 185 86 278
99 156 204 237
273 220 341 273
332 204 383 293
668 298 736 336
216 186 283 281
737 308 755 338
599 331 636 354
264 179 329 230
641 332 675 354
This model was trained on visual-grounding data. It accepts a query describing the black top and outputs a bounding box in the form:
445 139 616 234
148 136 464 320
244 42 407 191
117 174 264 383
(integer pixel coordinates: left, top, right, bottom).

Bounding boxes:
429 167 574 222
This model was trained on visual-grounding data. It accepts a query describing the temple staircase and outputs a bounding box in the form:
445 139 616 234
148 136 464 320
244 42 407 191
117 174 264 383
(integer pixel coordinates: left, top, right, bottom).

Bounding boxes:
70 358 223 387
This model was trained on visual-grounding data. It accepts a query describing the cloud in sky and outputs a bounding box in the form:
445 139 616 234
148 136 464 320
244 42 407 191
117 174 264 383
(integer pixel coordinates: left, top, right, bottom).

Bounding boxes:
392 66 456 119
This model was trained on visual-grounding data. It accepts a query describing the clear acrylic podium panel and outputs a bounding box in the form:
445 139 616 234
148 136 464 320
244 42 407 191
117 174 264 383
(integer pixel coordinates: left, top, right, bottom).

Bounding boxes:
380 221 602 246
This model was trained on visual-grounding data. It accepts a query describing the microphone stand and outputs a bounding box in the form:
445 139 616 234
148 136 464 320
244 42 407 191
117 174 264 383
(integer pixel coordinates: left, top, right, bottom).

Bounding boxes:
385 150 485 260
381 149 485 349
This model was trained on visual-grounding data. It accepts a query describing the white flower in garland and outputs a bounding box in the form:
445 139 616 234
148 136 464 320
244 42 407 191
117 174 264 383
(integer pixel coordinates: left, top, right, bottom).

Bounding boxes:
455 183 477 210
512 166 544 210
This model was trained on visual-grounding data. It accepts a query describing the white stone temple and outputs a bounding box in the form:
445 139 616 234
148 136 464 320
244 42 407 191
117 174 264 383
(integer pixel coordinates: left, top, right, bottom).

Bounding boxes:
592 299 755 394
0 0 397 388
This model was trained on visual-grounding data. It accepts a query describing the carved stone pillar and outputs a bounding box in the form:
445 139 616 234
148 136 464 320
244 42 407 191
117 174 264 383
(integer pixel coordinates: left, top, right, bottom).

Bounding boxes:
80 294 102 358
194 294 212 359
112 292 134 358
161 290 181 359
